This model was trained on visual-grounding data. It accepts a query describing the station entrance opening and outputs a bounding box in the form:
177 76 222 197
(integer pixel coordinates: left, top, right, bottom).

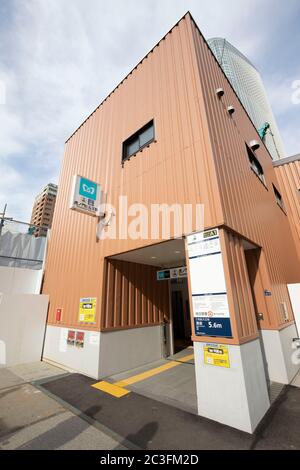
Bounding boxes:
170 277 192 353
108 238 197 413
109 238 192 357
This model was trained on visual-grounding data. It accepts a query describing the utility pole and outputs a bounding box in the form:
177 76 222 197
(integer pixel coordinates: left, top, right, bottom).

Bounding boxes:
0 204 13 240
0 204 7 239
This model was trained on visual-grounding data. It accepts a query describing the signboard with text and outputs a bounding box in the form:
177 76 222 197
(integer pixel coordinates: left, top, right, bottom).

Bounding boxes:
78 297 97 324
70 175 101 216
187 229 233 338
204 343 230 368
157 266 187 281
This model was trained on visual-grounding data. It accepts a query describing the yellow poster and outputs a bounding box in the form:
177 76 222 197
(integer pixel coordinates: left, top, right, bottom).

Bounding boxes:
78 297 97 324
204 344 230 368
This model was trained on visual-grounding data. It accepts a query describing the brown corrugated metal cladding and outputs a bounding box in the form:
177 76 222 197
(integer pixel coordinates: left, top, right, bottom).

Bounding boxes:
189 16 300 332
101 260 170 330
275 158 300 262
220 230 258 342
43 13 223 331
43 13 300 341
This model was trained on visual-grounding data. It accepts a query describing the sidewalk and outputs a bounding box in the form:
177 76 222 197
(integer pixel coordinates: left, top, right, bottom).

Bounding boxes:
0 362 127 450
1 361 300 450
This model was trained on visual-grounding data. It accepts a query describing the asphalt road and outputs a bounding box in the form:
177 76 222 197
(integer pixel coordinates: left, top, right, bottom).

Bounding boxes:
1 361 300 450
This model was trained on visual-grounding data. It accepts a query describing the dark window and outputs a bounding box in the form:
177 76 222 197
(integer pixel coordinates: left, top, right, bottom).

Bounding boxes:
246 145 266 186
122 120 154 161
273 184 285 212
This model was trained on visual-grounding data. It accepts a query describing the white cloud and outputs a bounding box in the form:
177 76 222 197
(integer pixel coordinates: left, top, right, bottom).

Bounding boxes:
262 70 300 156
265 72 300 116
0 0 298 220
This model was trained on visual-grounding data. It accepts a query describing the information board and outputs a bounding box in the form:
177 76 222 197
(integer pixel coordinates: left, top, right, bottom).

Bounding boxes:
78 297 97 324
187 229 233 338
204 343 230 368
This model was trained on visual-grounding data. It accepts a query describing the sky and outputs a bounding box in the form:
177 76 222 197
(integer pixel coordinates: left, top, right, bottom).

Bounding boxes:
0 0 299 221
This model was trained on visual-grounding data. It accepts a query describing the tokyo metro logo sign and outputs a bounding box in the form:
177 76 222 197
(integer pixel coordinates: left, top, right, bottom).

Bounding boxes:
70 175 101 216
79 177 98 201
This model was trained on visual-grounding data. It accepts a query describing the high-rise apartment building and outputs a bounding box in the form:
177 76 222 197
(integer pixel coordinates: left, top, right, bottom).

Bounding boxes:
30 183 58 236
208 38 286 160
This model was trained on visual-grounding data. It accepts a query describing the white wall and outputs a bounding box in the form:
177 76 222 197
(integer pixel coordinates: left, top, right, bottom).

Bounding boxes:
43 325 101 379
194 339 270 433
288 284 300 337
0 293 49 367
99 325 164 378
43 324 164 379
0 266 43 294
260 324 300 384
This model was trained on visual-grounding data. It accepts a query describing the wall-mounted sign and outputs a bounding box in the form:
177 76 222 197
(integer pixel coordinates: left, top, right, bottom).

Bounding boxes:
70 175 101 216
170 266 187 279
187 229 233 338
157 266 187 281
204 343 230 368
67 330 75 346
78 297 97 324
75 331 85 348
157 269 170 281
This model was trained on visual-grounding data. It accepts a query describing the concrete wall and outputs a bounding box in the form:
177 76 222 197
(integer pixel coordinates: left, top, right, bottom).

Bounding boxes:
0 266 43 295
43 325 101 379
260 324 300 384
43 324 164 379
288 284 300 336
99 325 164 377
0 294 49 367
194 339 270 433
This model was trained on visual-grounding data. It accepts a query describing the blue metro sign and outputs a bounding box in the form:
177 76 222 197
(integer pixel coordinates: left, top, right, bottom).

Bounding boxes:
194 317 233 338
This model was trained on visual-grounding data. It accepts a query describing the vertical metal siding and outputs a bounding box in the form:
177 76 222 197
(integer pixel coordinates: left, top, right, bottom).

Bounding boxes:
220 229 258 341
275 160 300 262
43 13 300 339
100 260 170 331
189 16 300 331
43 15 224 330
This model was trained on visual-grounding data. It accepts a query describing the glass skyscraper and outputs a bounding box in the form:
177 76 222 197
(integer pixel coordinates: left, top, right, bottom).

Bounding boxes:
208 38 285 160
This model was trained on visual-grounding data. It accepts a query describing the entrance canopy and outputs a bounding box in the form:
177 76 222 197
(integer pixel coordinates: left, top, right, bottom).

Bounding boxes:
109 238 186 268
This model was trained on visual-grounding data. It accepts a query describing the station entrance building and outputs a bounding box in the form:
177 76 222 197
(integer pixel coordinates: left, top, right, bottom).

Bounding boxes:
42 13 300 433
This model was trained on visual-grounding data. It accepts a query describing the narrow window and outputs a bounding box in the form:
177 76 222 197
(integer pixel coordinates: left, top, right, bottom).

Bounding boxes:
273 184 285 212
122 120 154 162
246 145 266 186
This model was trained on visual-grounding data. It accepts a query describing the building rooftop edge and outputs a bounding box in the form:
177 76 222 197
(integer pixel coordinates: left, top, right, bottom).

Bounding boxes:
65 11 191 144
273 154 300 167
64 11 274 162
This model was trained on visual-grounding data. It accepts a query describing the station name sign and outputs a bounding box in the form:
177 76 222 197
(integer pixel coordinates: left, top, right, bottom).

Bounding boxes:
157 266 187 281
70 175 101 216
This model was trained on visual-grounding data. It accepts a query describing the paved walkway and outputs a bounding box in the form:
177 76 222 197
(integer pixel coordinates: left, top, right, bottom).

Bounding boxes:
97 348 197 414
1 361 300 450
39 369 300 450
0 362 126 450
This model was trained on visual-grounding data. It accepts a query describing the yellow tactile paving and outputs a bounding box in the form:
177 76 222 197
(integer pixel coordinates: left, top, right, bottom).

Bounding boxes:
91 380 130 398
91 353 194 398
